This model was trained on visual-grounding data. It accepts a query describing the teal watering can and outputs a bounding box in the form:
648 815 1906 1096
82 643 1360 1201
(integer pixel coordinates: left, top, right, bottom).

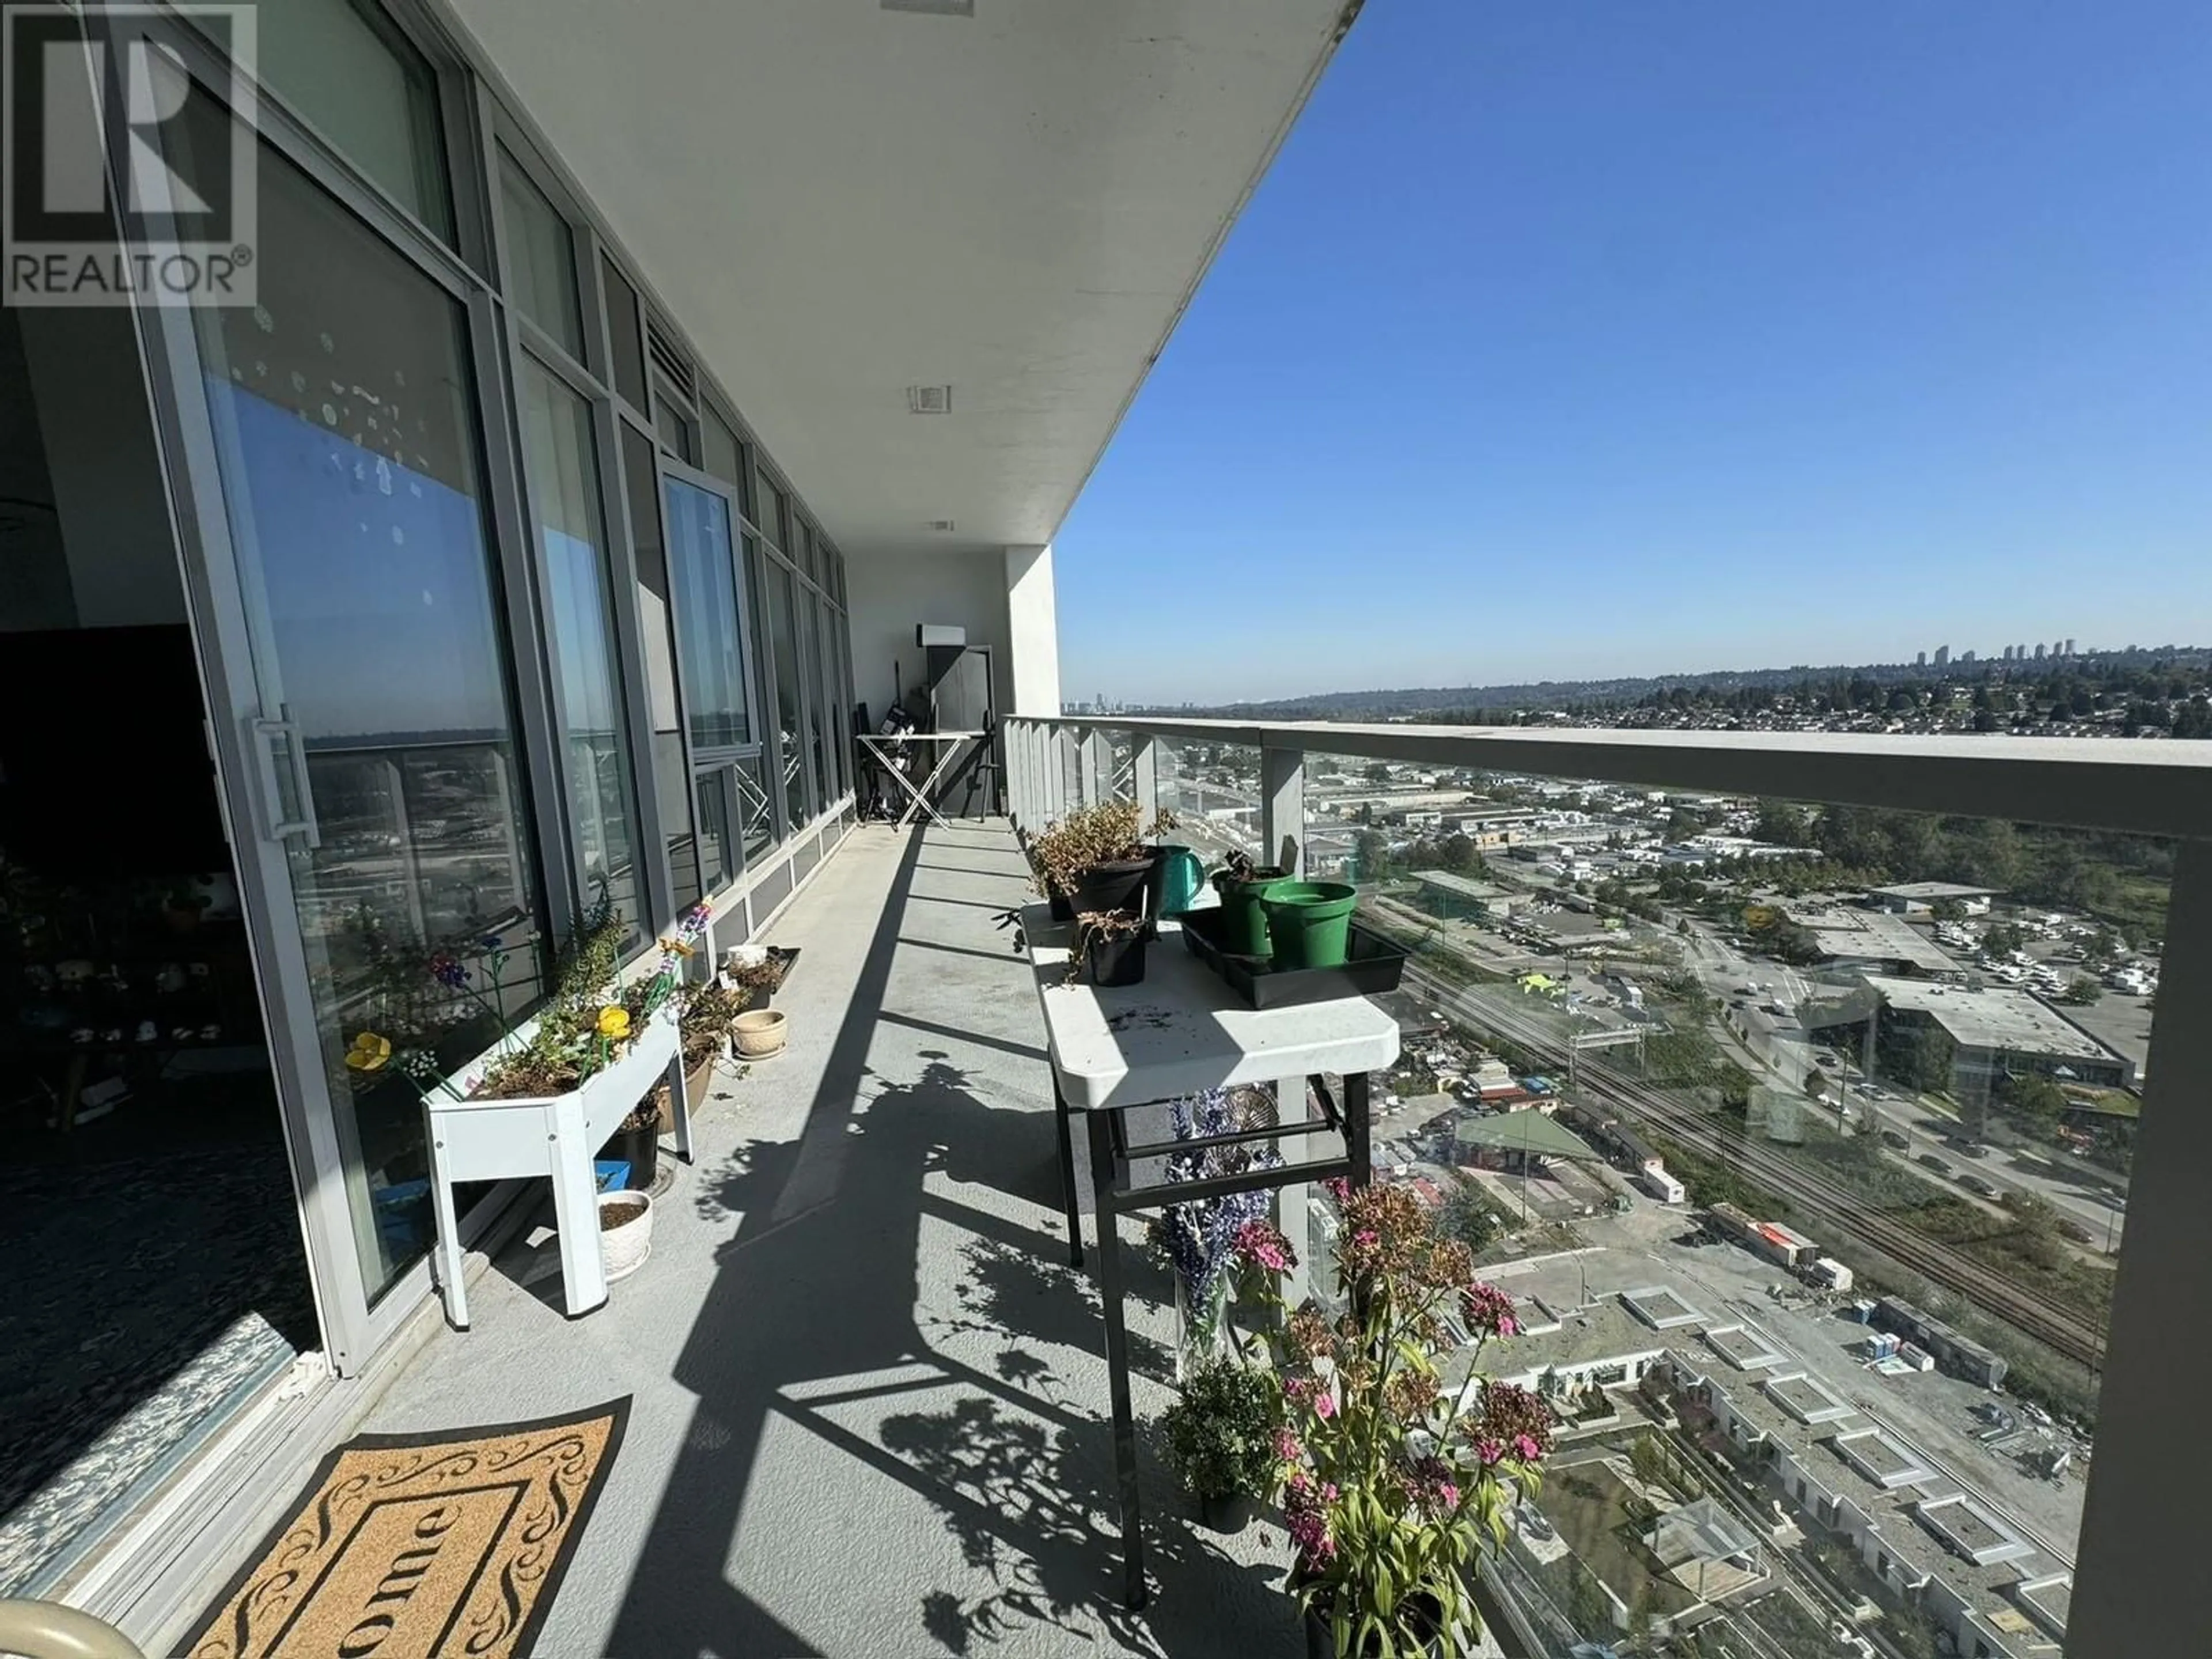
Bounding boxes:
1153 845 1207 915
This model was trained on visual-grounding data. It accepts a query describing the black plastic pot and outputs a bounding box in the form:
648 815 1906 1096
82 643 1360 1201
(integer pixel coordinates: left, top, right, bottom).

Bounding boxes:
1197 1488 1258 1533
1048 888 1076 922
1302 1593 1452 1659
1085 929 1148 987
1073 857 1153 919
605 1120 660 1191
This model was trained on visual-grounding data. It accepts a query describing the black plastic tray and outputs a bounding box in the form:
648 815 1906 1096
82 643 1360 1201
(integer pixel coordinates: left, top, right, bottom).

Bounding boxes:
1167 907 1408 1010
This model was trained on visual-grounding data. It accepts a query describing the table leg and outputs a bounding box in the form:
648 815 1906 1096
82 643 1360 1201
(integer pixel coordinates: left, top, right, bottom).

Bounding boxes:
1344 1068 1373 1189
1088 1109 1147 1610
666 1046 694 1165
427 1116 469 1329
551 1096 608 1317
1054 1076 1082 1268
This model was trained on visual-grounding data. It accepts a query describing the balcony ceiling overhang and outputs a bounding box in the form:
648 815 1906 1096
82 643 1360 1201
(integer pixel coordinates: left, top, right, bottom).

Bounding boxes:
444 0 1354 559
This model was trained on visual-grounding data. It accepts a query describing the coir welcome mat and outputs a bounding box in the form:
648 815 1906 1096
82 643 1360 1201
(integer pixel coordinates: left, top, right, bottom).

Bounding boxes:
184 1399 630 1659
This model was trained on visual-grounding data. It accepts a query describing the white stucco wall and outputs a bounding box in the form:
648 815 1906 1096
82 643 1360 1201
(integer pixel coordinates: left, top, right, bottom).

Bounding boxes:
843 548 1012 729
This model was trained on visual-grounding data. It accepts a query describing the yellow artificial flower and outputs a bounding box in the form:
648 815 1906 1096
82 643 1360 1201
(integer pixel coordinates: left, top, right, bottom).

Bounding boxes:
658 937 695 958
345 1032 392 1073
596 1006 632 1040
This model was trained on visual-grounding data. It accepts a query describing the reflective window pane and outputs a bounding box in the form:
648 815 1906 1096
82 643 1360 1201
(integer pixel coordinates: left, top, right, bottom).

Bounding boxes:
702 407 741 487
766 562 809 829
815 601 846 801
755 472 786 550
601 255 649 410
653 391 696 465
620 423 700 908
663 478 750 749
252 0 453 238
498 151 582 357
191 135 541 1299
735 753 775 866
516 357 641 933
801 592 830 805
696 768 733 893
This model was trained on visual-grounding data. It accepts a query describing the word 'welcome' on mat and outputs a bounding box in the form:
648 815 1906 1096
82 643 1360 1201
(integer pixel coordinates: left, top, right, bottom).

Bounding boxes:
184 1400 630 1659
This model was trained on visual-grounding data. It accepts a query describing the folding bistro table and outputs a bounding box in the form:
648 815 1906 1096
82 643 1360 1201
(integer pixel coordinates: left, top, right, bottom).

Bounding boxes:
1021 904 1400 1608
855 730 984 828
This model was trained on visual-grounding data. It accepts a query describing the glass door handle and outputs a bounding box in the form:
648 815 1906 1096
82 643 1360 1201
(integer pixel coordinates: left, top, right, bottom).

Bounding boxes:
249 708 322 849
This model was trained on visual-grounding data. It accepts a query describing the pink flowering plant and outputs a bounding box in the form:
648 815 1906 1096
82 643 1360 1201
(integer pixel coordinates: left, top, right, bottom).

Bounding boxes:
1233 1180 1549 1657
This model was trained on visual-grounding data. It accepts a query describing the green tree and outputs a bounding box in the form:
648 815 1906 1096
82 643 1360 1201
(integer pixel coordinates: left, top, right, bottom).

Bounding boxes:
1437 1178 1502 1253
1364 762 1392 785
1805 1068 1831 1101
2063 974 2103 1005
1353 830 1391 882
1879 1021 1957 1093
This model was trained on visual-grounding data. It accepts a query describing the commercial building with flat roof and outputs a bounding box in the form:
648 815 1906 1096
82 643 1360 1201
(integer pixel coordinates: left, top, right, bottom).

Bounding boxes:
1869 882 2003 916
1863 976 2136 1091
1656 1349 2070 1659
1783 904 1964 976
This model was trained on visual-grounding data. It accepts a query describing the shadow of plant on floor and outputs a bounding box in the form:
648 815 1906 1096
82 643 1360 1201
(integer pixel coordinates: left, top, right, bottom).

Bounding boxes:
930 1234 1177 1392
880 1391 1297 1657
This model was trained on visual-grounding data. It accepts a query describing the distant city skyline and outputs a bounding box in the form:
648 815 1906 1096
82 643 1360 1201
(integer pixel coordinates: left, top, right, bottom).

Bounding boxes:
1051 0 2212 706
1066 639 2207 716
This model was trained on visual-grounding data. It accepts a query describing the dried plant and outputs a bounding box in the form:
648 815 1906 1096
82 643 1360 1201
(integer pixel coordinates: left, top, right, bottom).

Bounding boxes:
1028 801 1177 897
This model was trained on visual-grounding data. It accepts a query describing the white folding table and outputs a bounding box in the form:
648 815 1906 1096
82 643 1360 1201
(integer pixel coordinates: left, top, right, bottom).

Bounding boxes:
857 730 984 828
1021 904 1401 1608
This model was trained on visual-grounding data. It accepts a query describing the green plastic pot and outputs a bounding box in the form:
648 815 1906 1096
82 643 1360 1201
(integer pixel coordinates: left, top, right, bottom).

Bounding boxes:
1257 881 1359 968
1211 866 1289 957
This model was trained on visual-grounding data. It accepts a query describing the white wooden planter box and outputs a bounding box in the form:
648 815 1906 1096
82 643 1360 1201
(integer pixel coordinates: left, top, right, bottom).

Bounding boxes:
422 1005 688 1327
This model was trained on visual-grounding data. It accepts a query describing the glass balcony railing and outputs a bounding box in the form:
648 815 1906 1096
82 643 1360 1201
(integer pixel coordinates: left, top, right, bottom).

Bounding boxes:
1004 714 2192 1659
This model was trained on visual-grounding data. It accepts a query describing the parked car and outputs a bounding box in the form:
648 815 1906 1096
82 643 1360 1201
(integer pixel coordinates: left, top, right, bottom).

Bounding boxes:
1918 1154 1951 1175
1960 1175 1999 1198
2055 1217 2094 1244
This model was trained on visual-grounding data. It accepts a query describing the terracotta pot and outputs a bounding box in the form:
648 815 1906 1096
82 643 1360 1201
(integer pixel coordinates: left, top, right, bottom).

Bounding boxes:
733 1008 789 1059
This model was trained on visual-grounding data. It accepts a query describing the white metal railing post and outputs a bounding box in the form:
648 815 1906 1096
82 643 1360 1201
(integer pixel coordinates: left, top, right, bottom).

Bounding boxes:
2071 836 2212 1656
1050 724 1072 819
1010 719 1033 828
1080 726 1105 808
1261 742 1306 876
1133 733 1159 822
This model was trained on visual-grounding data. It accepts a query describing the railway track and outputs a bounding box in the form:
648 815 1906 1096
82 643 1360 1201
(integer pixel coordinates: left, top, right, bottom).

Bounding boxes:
1397 961 2105 1371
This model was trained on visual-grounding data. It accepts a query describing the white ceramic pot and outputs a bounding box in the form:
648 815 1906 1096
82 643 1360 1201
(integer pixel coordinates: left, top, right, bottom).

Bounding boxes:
599 1190 654 1282
733 1008 789 1059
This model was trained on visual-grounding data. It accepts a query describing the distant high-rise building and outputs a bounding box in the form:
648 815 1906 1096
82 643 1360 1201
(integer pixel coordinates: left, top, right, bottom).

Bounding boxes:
2016 643 2028 661
1933 645 1950 668
2065 637 2077 657
1961 650 1976 663
2003 645 2015 661
2033 643 2047 661
1915 650 1927 668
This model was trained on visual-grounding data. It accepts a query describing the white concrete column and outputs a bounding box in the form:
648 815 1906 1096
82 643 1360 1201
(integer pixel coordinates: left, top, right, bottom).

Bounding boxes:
1133 734 1159 822
1261 743 1306 876
1004 544 1062 717
2071 836 2212 1656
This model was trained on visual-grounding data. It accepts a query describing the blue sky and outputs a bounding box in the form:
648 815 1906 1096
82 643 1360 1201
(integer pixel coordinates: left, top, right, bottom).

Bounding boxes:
1052 1 2212 707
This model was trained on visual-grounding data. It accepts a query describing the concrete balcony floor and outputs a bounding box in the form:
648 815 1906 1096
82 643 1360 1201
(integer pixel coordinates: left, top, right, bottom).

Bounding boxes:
355 820 1305 1657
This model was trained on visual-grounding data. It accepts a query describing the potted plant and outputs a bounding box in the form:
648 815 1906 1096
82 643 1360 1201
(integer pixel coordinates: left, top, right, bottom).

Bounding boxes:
1228 1183 1548 1658
1071 910 1147 987
1211 850 1293 957
1160 1358 1283 1532
607 1097 661 1191
724 944 798 1010
680 978 745 1111
1028 801 1175 922
599 1188 653 1280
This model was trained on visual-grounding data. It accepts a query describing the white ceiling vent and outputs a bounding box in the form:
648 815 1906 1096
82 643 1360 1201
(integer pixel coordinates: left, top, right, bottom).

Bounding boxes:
926 519 957 532
881 0 975 15
906 384 953 415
